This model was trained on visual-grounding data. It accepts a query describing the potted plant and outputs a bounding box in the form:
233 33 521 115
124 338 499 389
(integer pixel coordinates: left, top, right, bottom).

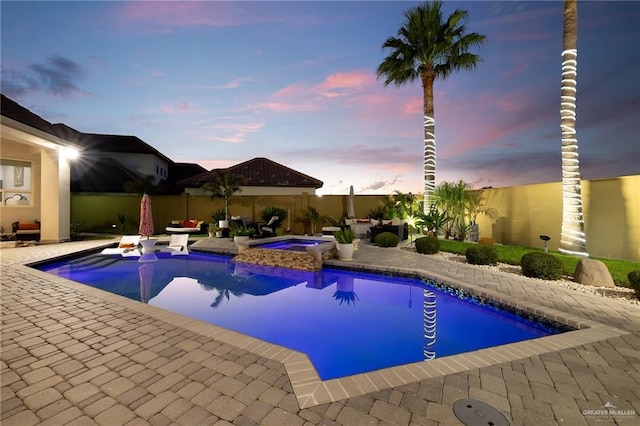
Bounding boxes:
203 172 244 232
232 225 255 243
334 227 356 260
207 223 221 238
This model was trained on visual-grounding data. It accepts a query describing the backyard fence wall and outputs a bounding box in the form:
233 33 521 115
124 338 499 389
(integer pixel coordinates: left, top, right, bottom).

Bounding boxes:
475 175 639 262
71 175 639 262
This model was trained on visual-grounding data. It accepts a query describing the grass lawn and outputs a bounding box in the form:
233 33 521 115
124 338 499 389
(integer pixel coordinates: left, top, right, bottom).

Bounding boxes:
437 240 640 287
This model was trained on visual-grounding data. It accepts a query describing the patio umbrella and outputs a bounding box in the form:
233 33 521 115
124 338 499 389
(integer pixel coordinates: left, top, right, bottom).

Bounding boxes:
139 193 154 239
348 185 356 218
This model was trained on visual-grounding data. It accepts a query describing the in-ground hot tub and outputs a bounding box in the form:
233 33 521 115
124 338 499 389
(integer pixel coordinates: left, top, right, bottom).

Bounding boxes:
236 236 337 271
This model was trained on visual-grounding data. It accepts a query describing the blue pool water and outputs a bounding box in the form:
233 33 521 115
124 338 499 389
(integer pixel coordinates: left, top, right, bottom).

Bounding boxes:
251 238 329 251
36 251 566 380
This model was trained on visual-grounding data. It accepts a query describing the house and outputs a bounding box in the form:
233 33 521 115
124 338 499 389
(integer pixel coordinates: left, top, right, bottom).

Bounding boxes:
0 94 81 241
2 95 206 195
177 157 323 196
50 123 174 192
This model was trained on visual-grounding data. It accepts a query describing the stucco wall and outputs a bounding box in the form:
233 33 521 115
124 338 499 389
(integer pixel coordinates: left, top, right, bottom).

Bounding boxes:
70 175 640 261
475 176 639 262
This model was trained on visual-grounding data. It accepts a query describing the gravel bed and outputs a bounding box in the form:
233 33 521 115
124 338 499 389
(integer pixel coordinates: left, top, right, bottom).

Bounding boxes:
400 247 638 305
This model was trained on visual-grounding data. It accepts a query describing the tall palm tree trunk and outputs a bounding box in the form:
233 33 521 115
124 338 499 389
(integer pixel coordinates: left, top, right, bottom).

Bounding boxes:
560 0 588 257
422 70 436 213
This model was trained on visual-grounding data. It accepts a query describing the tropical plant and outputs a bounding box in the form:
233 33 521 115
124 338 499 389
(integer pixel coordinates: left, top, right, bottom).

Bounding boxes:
262 206 287 230
231 225 255 237
415 206 451 237
366 206 387 223
377 1 486 211
432 180 471 237
388 190 420 220
453 220 473 242
465 190 498 224
303 206 327 235
559 0 588 257
334 227 356 244
202 171 244 221
210 209 226 223
207 223 220 233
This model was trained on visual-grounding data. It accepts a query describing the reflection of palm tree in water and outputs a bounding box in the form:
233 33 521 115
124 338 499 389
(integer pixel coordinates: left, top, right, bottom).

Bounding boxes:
333 290 359 306
199 284 244 308
210 288 244 308
333 275 358 306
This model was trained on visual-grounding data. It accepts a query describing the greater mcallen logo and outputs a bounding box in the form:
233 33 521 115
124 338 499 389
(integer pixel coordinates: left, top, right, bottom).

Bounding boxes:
582 402 636 420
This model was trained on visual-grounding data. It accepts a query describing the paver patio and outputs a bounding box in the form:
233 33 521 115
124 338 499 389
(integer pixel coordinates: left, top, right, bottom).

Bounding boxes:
1 239 639 425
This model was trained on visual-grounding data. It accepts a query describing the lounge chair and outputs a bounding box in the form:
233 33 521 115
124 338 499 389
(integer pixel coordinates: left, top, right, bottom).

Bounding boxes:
260 216 279 236
101 235 141 256
160 234 189 255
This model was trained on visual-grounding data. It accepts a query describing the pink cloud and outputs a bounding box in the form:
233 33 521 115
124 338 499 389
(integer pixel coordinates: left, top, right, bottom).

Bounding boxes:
118 2 284 29
161 102 190 115
205 122 264 143
402 97 422 115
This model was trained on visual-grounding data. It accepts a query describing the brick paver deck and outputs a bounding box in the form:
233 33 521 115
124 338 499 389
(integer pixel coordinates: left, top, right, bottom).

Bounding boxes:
1 238 639 425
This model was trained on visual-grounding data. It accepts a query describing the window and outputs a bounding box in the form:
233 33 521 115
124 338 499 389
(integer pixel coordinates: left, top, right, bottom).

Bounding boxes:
0 159 32 207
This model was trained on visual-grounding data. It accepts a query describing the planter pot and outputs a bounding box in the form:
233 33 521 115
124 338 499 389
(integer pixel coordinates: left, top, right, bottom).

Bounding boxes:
208 232 215 238
336 242 354 261
140 238 157 254
215 231 223 238
219 220 229 229
234 235 250 243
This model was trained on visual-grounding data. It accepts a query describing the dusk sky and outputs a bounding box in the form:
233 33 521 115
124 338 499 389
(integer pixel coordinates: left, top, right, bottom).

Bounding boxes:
2 1 638 195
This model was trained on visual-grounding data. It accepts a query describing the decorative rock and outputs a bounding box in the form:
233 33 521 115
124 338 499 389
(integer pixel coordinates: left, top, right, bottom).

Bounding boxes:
574 258 615 288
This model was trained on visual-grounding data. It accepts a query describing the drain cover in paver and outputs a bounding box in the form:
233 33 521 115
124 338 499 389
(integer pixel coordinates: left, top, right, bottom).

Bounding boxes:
453 398 509 426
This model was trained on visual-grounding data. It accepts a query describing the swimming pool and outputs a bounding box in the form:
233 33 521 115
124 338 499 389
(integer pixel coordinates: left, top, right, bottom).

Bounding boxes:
36 250 569 380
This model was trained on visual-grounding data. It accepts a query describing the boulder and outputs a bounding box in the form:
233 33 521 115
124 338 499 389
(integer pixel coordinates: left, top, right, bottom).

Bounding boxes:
574 258 615 288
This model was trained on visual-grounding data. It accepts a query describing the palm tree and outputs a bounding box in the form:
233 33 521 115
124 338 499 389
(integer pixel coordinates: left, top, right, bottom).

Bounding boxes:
559 0 588 257
202 171 244 221
377 1 486 212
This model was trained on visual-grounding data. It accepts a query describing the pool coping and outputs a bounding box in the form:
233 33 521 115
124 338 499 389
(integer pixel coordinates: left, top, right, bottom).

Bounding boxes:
25 243 630 409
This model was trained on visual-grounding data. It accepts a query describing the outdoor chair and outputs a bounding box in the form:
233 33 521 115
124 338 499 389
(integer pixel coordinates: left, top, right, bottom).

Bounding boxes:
260 216 279 236
101 235 141 256
160 234 189 256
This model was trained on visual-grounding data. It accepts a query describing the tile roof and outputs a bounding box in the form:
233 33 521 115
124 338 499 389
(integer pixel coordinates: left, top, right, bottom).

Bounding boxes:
169 162 208 183
1 94 60 136
176 157 323 188
1 94 171 163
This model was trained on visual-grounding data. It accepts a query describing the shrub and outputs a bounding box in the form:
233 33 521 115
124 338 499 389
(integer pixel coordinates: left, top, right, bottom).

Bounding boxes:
415 236 439 254
375 232 399 247
520 252 564 280
478 237 495 245
628 270 640 299
465 245 498 265
70 222 88 240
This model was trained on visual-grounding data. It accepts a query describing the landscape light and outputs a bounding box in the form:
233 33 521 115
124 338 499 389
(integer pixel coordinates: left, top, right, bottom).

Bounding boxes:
559 48 588 257
424 115 436 208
